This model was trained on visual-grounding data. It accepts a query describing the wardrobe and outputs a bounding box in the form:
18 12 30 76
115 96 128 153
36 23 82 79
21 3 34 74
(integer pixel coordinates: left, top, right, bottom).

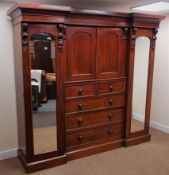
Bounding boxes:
8 3 164 173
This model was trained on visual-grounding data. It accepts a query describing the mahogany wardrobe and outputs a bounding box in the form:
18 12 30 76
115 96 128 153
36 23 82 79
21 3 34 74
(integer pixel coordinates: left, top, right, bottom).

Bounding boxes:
8 3 164 173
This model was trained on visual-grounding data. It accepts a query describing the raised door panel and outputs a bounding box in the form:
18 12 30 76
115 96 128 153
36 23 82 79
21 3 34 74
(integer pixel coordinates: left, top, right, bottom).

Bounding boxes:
67 27 96 80
96 28 126 79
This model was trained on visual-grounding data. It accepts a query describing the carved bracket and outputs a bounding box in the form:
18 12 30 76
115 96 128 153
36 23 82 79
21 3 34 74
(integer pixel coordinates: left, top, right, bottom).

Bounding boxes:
130 27 138 50
21 23 28 46
152 28 158 49
57 24 66 50
123 28 129 40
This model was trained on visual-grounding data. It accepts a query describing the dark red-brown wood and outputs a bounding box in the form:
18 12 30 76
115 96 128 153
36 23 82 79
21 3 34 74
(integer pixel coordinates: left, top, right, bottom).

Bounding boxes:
65 108 124 130
125 28 158 143
66 122 123 148
65 94 125 114
96 28 127 79
67 26 96 81
9 2 164 173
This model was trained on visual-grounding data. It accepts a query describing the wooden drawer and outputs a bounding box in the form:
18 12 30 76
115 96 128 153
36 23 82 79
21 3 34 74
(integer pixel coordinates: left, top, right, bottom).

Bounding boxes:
64 83 96 99
65 108 124 130
98 80 126 95
65 94 124 114
66 123 123 148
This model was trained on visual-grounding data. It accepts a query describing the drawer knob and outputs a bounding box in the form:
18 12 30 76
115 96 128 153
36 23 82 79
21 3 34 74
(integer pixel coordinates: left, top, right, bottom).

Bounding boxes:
108 113 113 119
78 135 83 142
78 119 83 125
109 99 113 106
108 129 113 135
78 104 83 110
109 85 114 92
78 89 83 96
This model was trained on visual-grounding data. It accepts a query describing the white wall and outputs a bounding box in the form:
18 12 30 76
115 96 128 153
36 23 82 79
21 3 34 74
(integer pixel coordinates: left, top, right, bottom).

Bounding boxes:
0 1 168 159
151 15 169 129
0 2 18 158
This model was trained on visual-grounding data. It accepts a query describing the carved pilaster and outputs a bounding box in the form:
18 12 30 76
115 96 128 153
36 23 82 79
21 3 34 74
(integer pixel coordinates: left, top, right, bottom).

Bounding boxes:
130 27 138 50
123 27 129 40
152 28 158 49
21 23 28 46
57 24 66 50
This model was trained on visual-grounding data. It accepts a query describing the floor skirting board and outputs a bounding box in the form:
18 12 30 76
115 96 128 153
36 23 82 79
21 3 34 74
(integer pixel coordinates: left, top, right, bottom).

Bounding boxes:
132 113 145 122
150 121 169 134
133 113 169 134
0 148 17 161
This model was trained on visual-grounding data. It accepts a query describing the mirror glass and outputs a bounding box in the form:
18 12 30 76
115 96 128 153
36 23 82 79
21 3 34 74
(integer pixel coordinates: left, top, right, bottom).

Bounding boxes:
131 36 150 133
29 33 57 154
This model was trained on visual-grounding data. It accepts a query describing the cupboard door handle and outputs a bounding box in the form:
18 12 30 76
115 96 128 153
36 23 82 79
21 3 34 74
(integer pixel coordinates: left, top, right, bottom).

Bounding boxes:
109 85 114 92
78 119 83 126
78 89 83 96
78 135 83 142
108 129 113 135
109 100 113 106
78 104 83 110
108 113 113 119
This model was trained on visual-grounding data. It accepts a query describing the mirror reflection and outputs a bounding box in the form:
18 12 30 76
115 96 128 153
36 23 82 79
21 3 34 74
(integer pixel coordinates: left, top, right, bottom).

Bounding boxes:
29 33 57 154
131 36 150 133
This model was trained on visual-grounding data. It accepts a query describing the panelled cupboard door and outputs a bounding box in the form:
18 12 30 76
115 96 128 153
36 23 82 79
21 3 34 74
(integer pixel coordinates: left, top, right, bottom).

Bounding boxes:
96 28 126 79
67 27 96 81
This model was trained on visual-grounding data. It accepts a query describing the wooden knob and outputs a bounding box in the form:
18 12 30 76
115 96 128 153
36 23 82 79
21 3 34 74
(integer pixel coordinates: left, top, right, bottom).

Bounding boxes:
108 129 113 135
78 104 83 110
78 135 83 142
108 113 112 119
78 89 83 96
109 85 114 92
109 99 113 106
78 119 83 126
58 32 63 38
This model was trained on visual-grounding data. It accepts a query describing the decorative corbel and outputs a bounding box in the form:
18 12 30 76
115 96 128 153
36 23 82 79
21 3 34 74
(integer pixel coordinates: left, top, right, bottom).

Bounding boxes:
21 23 28 46
152 28 158 49
130 27 138 50
57 24 66 51
123 27 129 40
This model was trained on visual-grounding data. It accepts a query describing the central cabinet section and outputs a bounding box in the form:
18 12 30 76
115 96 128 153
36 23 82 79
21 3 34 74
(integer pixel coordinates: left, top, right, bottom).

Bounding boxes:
66 26 126 81
64 26 127 151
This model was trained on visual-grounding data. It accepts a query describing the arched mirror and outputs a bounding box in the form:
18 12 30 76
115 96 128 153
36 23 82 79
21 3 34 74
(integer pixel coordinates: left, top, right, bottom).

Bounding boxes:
29 33 57 154
131 36 150 133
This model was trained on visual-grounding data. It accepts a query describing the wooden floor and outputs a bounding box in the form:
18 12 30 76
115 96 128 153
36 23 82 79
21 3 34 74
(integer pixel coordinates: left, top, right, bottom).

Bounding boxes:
0 128 169 175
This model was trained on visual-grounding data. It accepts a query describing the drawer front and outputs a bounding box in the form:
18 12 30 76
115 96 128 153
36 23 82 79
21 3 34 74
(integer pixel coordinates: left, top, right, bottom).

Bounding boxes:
66 123 123 148
65 84 96 99
98 80 126 95
65 108 124 130
65 94 124 114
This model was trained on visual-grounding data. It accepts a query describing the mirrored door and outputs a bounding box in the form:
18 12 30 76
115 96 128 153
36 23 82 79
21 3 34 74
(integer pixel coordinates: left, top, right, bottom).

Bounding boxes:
130 36 150 133
29 32 57 154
